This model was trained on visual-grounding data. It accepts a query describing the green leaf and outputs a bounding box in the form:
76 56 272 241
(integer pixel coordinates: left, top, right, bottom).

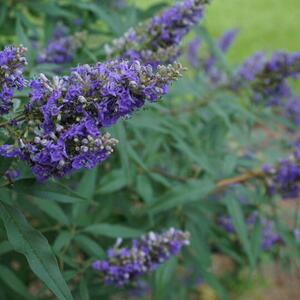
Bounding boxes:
198 268 229 300
225 197 254 267
127 144 149 171
76 168 97 199
74 235 105 258
14 180 85 203
92 6 123 35
173 136 214 175
250 219 262 265
53 231 73 254
15 14 30 47
276 222 300 262
79 277 90 300
72 168 97 223
222 155 237 176
0 5 7 26
0 241 13 255
114 122 131 185
208 101 232 129
0 265 32 299
26 2 75 19
84 224 143 238
187 223 211 268
0 157 11 178
96 169 127 194
34 198 69 225
136 175 154 204
0 201 73 300
149 179 215 214
82 48 97 63
153 257 176 299
32 191 84 204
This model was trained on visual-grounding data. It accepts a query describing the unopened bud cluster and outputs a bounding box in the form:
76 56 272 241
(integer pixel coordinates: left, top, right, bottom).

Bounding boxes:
37 24 85 65
0 58 182 180
92 228 190 286
237 51 300 104
186 29 238 84
105 0 208 66
0 46 27 114
219 212 281 250
262 145 300 198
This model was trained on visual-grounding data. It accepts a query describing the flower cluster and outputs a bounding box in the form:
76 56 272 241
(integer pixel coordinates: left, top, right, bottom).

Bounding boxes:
187 29 238 84
237 51 300 104
0 60 182 180
203 29 238 80
92 228 190 286
219 212 281 250
26 60 182 129
218 212 257 235
37 24 85 65
186 38 201 69
237 52 265 82
105 0 209 66
260 219 281 250
0 46 27 115
0 131 118 181
262 145 300 198
283 95 300 126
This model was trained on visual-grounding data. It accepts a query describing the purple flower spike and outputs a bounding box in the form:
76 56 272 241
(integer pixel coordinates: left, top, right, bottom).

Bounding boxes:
37 24 84 65
92 228 190 287
261 219 281 250
219 212 280 250
105 0 209 66
0 45 27 115
237 51 300 105
283 96 300 126
202 28 238 83
238 52 265 82
218 215 235 234
0 59 182 181
262 145 300 199
187 38 201 68
218 29 239 53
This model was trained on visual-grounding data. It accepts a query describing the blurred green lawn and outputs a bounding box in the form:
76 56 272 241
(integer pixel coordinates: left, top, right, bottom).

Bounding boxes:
130 0 300 62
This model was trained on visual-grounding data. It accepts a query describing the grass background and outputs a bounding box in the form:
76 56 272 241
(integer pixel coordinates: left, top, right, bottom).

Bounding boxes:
130 0 300 63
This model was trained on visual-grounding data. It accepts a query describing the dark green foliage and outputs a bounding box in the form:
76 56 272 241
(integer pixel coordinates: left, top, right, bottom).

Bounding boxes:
0 1 299 300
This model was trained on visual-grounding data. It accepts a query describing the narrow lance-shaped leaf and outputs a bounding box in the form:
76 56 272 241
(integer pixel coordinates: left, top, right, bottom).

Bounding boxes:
225 197 255 267
0 201 73 300
0 265 32 299
84 223 143 238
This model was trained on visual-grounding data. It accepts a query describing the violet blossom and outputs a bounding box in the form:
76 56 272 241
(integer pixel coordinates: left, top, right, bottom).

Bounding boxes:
0 59 182 181
283 95 300 127
186 29 238 84
37 24 85 65
203 29 238 83
262 145 300 199
92 228 190 287
237 51 300 105
219 212 281 250
105 0 209 66
0 46 27 115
